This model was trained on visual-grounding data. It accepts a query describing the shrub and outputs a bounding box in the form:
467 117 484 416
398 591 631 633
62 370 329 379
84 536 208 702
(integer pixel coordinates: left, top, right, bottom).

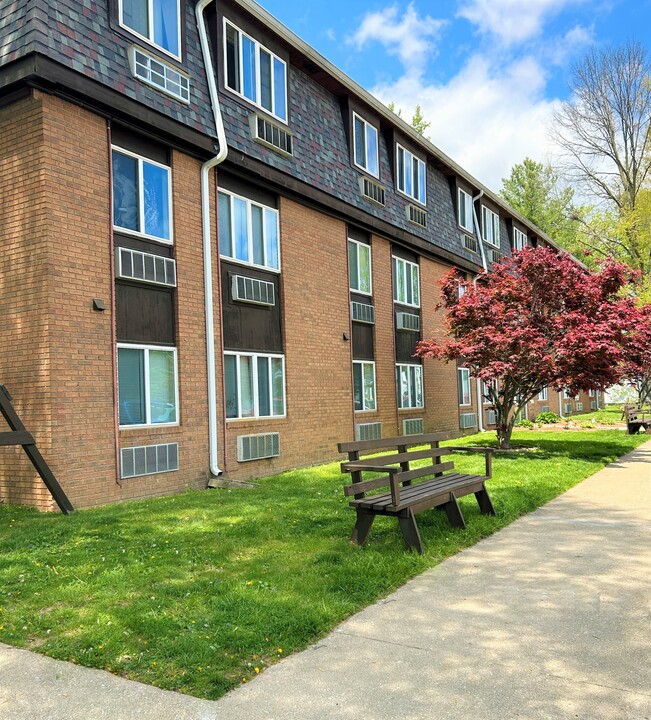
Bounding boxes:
516 418 535 428
536 411 561 424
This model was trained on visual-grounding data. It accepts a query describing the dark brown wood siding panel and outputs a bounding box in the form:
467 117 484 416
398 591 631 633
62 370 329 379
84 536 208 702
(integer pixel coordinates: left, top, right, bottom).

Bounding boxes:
352 322 374 360
111 124 169 164
116 283 175 345
395 324 420 363
221 262 282 353
114 233 174 258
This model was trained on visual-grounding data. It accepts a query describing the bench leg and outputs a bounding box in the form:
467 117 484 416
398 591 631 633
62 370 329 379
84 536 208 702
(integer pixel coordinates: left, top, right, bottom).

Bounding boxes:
397 509 424 554
475 485 496 516
351 509 375 546
444 493 466 530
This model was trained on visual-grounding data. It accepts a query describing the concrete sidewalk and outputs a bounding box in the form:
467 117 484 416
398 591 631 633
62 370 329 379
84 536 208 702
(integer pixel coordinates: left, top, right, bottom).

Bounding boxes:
2 441 651 720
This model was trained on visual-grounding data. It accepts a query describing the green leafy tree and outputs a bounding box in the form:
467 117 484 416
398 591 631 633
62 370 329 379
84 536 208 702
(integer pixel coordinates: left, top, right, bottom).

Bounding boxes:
387 102 430 137
499 157 581 250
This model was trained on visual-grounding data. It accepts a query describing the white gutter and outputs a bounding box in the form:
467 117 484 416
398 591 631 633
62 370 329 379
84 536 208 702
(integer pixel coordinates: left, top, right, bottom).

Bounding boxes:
471 190 488 272
197 0 228 475
476 378 484 432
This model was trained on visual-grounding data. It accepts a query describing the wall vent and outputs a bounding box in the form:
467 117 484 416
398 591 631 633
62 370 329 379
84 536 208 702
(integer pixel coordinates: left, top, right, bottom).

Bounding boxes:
564 403 573 414
351 301 375 324
355 422 382 441
231 274 275 306
359 176 386 206
463 235 478 253
131 48 190 103
250 114 293 156
403 418 423 435
460 413 477 429
590 400 597 410
540 405 550 414
407 204 427 228
116 247 177 287
396 312 420 332
486 410 497 425
120 443 179 479
489 248 501 263
237 433 280 462
575 402 583 412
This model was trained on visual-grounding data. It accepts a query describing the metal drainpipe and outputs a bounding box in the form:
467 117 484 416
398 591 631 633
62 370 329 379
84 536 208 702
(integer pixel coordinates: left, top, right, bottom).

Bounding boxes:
558 391 564 418
197 0 228 476
471 190 488 272
476 378 484 431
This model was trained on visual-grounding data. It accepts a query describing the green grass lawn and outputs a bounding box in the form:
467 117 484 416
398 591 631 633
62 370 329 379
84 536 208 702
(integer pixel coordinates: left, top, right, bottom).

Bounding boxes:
0 429 647 699
569 403 628 425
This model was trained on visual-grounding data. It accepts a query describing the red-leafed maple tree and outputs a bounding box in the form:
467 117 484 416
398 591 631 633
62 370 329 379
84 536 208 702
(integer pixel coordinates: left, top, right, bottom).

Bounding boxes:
417 246 640 449
620 303 651 404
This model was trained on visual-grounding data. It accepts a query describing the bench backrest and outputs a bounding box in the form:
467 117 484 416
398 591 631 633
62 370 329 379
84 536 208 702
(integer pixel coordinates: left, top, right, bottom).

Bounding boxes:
339 433 454 501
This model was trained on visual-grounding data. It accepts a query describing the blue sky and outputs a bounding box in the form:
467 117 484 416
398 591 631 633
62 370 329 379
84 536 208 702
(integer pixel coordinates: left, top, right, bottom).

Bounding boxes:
258 0 651 190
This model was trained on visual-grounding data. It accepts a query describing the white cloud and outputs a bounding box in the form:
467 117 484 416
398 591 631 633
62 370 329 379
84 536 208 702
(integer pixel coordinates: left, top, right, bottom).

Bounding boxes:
546 24 595 65
372 55 561 189
348 3 447 75
457 0 585 44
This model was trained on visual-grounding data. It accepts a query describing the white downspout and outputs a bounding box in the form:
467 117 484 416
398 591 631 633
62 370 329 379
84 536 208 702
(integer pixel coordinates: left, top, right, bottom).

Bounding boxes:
558 391 564 418
471 190 488 272
476 378 484 432
197 0 228 475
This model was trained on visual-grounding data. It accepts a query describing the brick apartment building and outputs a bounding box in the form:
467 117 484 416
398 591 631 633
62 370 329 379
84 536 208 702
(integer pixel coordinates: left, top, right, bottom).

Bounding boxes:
0 0 602 509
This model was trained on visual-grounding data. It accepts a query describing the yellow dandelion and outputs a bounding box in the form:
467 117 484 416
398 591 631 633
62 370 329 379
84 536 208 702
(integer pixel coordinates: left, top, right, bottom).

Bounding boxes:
277 648 283 654
254 667 260 674
246 580 253 586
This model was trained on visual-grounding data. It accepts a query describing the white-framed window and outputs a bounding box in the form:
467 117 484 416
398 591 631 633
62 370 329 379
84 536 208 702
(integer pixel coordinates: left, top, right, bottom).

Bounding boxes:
396 364 424 409
119 0 181 59
392 256 420 307
539 387 548 401
224 20 288 123
396 144 426 204
458 367 472 406
348 239 372 295
353 361 376 412
563 388 572 399
482 206 500 247
117 344 178 427
589 388 595 397
218 190 280 272
458 188 473 232
353 113 379 177
112 147 173 244
513 226 527 251
224 352 285 419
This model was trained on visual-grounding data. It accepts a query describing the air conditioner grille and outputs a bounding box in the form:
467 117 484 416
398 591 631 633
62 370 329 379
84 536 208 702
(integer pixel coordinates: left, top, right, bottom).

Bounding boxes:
237 433 280 462
463 235 478 253
407 204 427 228
576 402 583 411
251 115 293 155
396 312 420 332
590 400 597 410
117 247 176 287
403 418 423 435
564 403 573 414
359 177 386 206
460 413 477 429
232 275 275 306
540 405 550 413
490 248 501 263
120 443 179 479
355 422 382 441
351 301 375 324
485 410 497 425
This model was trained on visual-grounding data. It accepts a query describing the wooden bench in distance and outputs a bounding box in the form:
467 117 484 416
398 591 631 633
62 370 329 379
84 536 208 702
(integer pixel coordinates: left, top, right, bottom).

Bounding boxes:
338 432 495 554
625 405 651 434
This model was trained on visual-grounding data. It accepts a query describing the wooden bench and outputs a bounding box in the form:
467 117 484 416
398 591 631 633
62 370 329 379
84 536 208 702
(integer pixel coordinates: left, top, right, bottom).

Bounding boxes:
338 432 495 554
625 405 651 434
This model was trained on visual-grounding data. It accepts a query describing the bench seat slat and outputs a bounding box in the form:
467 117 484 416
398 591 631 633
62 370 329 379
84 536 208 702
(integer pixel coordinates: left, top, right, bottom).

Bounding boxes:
343 461 455 496
350 473 487 512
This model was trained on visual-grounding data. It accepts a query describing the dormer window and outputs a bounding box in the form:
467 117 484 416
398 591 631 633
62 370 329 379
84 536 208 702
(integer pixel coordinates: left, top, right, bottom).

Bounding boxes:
513 226 527 251
396 144 426 205
481 206 500 247
458 188 473 232
119 0 181 59
224 20 288 123
353 113 379 177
